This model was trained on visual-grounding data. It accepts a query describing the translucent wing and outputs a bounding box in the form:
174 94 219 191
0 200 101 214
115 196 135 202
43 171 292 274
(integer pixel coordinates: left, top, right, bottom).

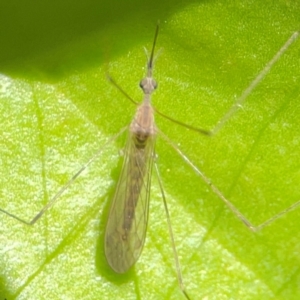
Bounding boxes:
105 130 155 273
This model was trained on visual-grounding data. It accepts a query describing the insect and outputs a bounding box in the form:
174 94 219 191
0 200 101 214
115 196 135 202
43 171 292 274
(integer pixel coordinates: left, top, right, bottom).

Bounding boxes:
0 23 299 299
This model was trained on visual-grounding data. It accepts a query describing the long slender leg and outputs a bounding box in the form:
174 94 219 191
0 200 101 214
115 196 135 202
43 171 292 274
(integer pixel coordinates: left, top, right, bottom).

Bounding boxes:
0 128 127 225
159 129 300 231
210 31 299 136
154 162 191 300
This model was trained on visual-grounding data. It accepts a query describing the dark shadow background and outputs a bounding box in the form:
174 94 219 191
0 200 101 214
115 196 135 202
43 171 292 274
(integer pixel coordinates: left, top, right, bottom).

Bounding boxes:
0 0 202 80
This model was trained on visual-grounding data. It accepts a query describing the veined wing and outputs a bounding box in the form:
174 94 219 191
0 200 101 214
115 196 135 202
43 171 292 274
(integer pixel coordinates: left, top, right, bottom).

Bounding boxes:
105 130 156 273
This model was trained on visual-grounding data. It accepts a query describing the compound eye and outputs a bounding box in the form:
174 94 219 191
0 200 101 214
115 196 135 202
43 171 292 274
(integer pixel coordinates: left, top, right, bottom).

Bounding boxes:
152 79 157 89
139 79 145 88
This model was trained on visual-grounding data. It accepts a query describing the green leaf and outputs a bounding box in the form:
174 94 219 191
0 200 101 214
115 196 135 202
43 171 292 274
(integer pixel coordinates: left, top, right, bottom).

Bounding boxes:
1 1 300 299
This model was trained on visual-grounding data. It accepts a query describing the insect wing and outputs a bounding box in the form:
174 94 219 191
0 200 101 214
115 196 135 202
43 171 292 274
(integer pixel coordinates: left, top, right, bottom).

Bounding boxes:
105 131 155 273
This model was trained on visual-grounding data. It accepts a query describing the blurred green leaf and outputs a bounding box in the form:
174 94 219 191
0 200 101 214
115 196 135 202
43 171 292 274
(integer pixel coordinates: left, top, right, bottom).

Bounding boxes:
1 1 300 300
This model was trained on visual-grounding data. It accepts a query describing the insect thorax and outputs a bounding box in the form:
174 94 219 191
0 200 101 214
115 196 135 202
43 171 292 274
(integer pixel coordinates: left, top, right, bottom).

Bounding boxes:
132 129 155 149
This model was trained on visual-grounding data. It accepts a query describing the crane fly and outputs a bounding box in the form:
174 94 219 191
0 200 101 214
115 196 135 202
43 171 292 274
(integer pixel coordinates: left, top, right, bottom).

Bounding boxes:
104 24 196 299
0 22 299 300
104 27 158 272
